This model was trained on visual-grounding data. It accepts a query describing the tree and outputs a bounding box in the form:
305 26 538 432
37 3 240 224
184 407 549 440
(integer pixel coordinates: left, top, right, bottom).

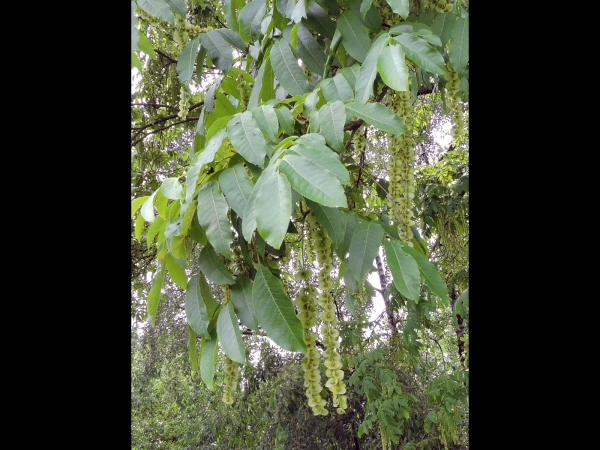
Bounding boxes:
131 0 469 448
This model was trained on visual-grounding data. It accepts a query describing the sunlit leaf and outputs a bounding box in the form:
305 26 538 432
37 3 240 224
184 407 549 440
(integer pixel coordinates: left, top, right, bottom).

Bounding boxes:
147 270 165 326
132 196 150 218
134 213 145 241
161 177 185 200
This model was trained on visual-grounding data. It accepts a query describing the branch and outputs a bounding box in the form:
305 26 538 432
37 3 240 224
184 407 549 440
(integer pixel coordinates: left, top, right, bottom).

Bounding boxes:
155 49 177 65
376 254 397 336
131 116 200 147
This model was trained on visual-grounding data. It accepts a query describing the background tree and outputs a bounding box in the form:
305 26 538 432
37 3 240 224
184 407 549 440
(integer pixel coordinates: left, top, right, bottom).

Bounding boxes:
132 0 468 448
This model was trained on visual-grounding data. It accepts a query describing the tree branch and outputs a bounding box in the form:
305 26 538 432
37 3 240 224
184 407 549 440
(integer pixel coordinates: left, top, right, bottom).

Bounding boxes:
376 254 396 336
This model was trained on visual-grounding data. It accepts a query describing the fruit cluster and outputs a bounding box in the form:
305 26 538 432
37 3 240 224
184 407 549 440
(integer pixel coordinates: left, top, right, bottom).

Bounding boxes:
386 90 416 244
444 62 464 143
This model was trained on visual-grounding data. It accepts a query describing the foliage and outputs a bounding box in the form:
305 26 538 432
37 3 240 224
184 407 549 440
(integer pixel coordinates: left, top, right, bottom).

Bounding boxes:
131 0 469 448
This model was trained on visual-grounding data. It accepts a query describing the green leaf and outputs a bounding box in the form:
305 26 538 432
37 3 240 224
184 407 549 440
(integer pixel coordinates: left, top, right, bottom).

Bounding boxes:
275 105 295 135
337 211 358 259
132 2 140 51
290 0 307 22
287 139 349 185
319 74 355 103
293 23 327 75
355 32 388 103
279 155 348 207
394 33 447 75
449 17 469 76
399 242 451 306
188 218 207 245
317 101 346 152
352 0 381 33
155 189 169 220
344 101 407 134
227 111 269 167
304 1 335 39
199 328 219 390
166 252 188 289
305 199 345 249
161 177 185 200
186 274 215 339
134 213 145 241
249 105 280 143
163 0 186 17
217 302 246 364
386 0 409 19
146 216 166 249
132 50 142 70
377 43 409 92
198 30 233 74
140 190 157 222
137 0 174 23
239 0 266 44
337 10 372 63
383 239 420 300
177 36 200 87
230 275 259 331
138 31 156 59
271 39 311 96
347 220 384 282
215 28 246 52
132 196 150 217
224 0 240 33
198 244 235 285
255 170 292 250
252 264 307 353
242 164 277 240
215 91 237 116
196 45 206 85
147 270 165 326
431 13 456 48
188 325 199 373
180 200 197 236
196 182 233 258
218 163 255 218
